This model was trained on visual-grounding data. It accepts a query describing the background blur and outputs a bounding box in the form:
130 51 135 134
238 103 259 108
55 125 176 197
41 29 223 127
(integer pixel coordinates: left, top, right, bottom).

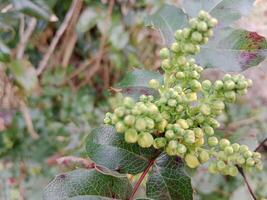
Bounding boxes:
0 0 266 199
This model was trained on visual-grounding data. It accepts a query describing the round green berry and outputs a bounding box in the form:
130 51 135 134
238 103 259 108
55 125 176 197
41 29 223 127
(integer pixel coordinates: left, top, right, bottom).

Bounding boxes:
177 56 187 66
184 130 195 144
239 145 249 152
208 136 218 146
153 137 167 149
177 144 187 154
199 151 210 163
115 121 126 133
208 162 217 173
231 143 240 152
124 115 136 126
185 154 200 168
171 42 180 53
125 129 138 143
168 99 177 107
168 140 178 150
149 79 160 89
123 97 134 108
182 28 191 39
177 119 189 129
146 118 155 129
159 47 170 59
135 118 147 131
228 166 238 176
200 104 211 116
114 107 125 117
138 132 154 148
194 128 204 138
176 72 185 79
207 18 218 27
204 125 214 136
246 158 255 166
217 160 226 171
214 80 224 90
224 146 234 155
236 156 246 165
219 139 230 149
202 80 212 91
189 18 198 28
165 130 175 140
197 21 208 32
175 30 183 40
224 80 235 90
191 31 203 42
162 59 171 70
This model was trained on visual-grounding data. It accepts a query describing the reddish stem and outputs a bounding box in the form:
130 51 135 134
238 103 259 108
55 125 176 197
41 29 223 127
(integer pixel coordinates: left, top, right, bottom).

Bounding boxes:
254 138 267 152
129 159 156 200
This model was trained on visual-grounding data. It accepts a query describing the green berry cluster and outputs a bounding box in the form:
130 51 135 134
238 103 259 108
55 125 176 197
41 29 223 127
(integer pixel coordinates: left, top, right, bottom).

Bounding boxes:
104 11 262 175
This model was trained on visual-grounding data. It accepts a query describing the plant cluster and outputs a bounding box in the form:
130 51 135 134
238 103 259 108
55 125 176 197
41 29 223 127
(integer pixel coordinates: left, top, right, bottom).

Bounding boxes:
104 11 262 176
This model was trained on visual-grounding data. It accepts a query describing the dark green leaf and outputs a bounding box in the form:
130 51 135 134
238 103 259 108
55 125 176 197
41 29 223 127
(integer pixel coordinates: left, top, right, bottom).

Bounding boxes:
43 168 132 200
197 28 267 71
86 125 158 175
12 0 57 21
183 0 253 27
8 59 39 94
144 4 187 46
116 69 163 100
146 154 193 200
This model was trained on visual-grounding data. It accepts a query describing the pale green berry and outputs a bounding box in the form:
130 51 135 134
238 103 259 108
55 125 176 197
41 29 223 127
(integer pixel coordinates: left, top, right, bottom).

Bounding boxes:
217 160 226 171
200 104 211 116
162 59 171 70
191 31 203 42
175 71 185 79
189 18 198 28
223 74 232 81
168 140 178 150
168 99 177 107
202 80 212 91
177 56 187 66
239 145 249 152
146 118 155 129
104 117 111 124
135 118 147 131
208 18 218 27
114 107 125 117
231 143 240 152
224 80 235 90
217 151 227 161
224 91 236 102
138 132 154 148
219 139 230 149
125 129 138 143
184 43 196 54
159 47 170 59
149 79 160 89
229 166 238 176
184 130 195 144
111 115 119 123
197 21 208 32
123 97 134 108
175 29 183 40
204 125 214 136
224 146 234 155
185 154 200 168
190 80 202 91
199 151 210 163
208 136 218 146
177 144 187 154
236 80 248 89
208 162 217 173
177 119 189 129
171 42 180 53
194 128 204 138
165 130 175 140
115 121 126 133
236 156 246 165
124 115 136 126
153 137 167 149
212 100 225 110
253 152 261 160
246 158 255 166
204 29 213 37
237 89 247 95
182 28 191 39
157 119 168 132
247 79 253 87
214 80 224 90
255 163 263 171
202 37 209 44
244 150 253 158
198 10 208 20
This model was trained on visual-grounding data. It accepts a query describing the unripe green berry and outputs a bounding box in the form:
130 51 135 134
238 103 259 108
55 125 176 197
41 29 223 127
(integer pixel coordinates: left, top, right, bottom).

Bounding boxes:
153 137 167 149
115 121 126 133
237 89 247 95
228 166 238 176
114 107 125 117
124 115 136 126
189 18 198 29
198 10 208 20
177 144 187 154
123 97 134 108
168 99 177 107
224 91 236 102
217 160 226 171
208 162 217 173
214 80 224 90
246 158 255 166
224 80 235 90
184 130 195 144
175 30 183 40
194 128 204 138
239 145 249 152
176 56 187 66
135 118 147 131
253 152 261 160
204 125 214 136
149 79 160 89
146 118 155 129
125 129 138 143
255 163 263 171
224 146 234 155
165 130 175 140
182 28 191 39
199 151 210 163
190 80 202 91
202 80 212 91
223 74 232 81
237 156 246 165
157 119 168 132
171 42 180 53
231 143 240 152
168 140 178 150
247 79 253 87
111 115 119 123
138 132 154 148
200 104 211 116
177 119 189 129
212 101 225 110
244 150 253 158
208 136 218 146
207 18 218 27
185 154 200 168
236 80 248 90
159 47 170 59
219 139 230 149
191 31 203 43
197 21 208 32
204 29 213 37
176 72 185 79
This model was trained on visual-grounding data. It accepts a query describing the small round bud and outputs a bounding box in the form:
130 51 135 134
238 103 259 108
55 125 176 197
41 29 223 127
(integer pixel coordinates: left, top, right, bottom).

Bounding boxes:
244 150 253 158
246 158 255 166
159 47 170 59
239 145 249 152
162 59 171 70
191 31 203 43
184 130 195 144
146 118 155 129
237 156 246 165
194 128 204 138
124 115 136 126
199 151 210 163
189 18 198 29
197 21 208 32
176 56 187 66
167 140 178 150
123 97 134 108
224 91 236 102
190 80 202 91
138 132 154 148
149 79 160 89
224 80 235 90
219 139 230 149
253 152 261 160
153 137 167 149
177 119 189 129
208 162 217 173
224 146 234 155
114 107 125 117
175 30 183 40
228 166 238 176
214 80 224 90
171 42 180 53
198 10 208 19
182 28 191 39
157 119 168 132
125 129 138 143
177 144 187 154
175 72 185 79
231 143 240 152
208 18 218 27
165 130 175 140
115 121 126 133
204 125 214 136
217 160 226 171
223 74 232 81
185 154 200 168
168 99 177 107
200 104 211 116
202 80 212 91
208 136 218 146
135 118 147 131
255 163 263 171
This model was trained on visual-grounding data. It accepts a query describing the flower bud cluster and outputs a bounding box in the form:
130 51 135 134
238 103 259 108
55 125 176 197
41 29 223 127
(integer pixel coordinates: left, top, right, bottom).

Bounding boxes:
104 10 262 175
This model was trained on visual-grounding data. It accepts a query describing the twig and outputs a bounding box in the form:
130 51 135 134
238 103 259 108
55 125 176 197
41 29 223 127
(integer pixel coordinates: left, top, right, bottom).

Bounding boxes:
129 159 156 200
237 166 257 200
16 17 37 59
36 0 82 75
19 101 39 139
254 138 267 152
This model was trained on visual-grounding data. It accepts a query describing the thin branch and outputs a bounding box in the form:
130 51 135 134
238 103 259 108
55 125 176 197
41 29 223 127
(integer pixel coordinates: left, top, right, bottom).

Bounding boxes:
237 166 257 200
16 17 37 59
254 138 267 152
36 0 82 75
129 159 156 200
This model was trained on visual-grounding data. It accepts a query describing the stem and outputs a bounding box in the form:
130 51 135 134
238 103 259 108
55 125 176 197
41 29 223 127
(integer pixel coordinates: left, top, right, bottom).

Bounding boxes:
128 159 156 200
254 138 267 152
237 167 257 200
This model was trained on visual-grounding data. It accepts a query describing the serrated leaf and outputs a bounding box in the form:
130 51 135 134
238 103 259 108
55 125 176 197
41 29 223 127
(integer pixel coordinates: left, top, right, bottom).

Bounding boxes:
86 125 157 175
43 169 132 200
11 0 57 21
144 4 187 46
197 28 267 71
146 154 193 200
116 69 163 100
183 0 253 27
8 59 39 94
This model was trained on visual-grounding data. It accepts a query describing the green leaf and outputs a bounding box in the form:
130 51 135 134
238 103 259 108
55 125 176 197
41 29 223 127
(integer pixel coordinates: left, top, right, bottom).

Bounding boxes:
11 0 57 21
76 8 99 33
109 25 129 50
197 28 267 71
86 125 158 175
116 69 163 100
144 4 187 46
182 0 253 27
146 154 193 200
43 168 132 200
8 59 39 94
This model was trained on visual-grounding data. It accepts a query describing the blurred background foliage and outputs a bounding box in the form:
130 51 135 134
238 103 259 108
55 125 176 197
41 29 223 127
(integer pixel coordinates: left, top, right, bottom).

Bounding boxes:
0 0 266 199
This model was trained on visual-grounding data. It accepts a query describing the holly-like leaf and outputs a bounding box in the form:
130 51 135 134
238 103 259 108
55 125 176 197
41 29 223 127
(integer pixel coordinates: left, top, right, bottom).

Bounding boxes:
197 29 267 71
182 0 253 28
86 125 158 175
144 4 187 46
116 69 163 100
8 59 39 94
43 168 132 200
11 0 57 21
146 154 193 200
